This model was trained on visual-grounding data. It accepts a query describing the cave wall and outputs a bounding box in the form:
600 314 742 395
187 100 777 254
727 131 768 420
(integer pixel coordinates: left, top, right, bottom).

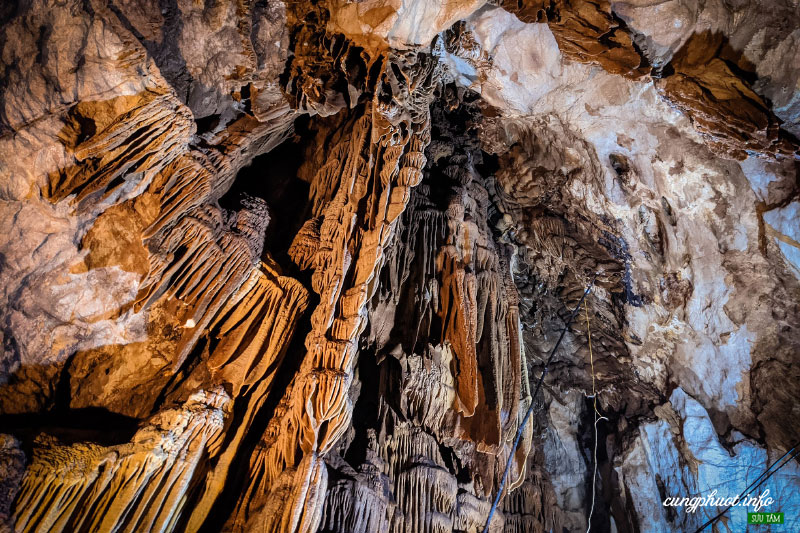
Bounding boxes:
0 0 799 532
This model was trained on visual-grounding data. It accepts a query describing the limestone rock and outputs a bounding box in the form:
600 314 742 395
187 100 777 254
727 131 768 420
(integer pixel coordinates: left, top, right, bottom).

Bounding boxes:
11 389 230 533
497 0 649 78
0 435 24 532
654 32 799 160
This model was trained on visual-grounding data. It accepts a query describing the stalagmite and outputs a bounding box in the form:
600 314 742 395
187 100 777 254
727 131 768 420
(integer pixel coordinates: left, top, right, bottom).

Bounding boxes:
11 389 230 533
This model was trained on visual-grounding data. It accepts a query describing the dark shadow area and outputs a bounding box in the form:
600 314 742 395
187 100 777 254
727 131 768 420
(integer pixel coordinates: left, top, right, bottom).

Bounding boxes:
338 345 383 470
577 398 612 533
0 408 141 454
219 114 313 270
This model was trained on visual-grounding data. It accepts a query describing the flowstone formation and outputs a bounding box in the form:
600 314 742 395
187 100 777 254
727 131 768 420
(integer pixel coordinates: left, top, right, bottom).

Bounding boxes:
1 0 799 532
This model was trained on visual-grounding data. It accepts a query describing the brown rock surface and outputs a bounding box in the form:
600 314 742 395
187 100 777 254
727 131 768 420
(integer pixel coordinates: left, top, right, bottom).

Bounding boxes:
654 31 799 160
497 0 650 78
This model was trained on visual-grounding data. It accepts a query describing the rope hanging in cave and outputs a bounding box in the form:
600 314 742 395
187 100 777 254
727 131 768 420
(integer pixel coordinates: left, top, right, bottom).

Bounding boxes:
481 277 799 533
482 278 595 533
585 301 608 533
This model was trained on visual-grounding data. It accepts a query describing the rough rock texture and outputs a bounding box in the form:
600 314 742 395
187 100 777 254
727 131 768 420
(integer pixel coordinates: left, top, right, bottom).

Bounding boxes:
12 389 229 532
1 0 799 532
497 0 650 78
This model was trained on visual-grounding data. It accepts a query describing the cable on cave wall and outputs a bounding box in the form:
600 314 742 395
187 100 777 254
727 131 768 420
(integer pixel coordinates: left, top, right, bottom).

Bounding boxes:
482 277 596 533
694 442 800 532
585 300 607 533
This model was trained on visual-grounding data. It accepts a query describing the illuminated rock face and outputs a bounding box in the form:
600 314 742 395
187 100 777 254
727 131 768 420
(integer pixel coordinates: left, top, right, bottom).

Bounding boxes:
0 0 799 532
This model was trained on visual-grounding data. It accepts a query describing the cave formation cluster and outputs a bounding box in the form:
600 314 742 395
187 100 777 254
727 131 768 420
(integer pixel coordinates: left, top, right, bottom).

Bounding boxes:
0 0 799 532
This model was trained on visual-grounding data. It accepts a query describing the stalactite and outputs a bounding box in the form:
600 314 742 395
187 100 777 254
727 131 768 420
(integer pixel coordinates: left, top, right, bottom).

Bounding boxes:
46 91 194 206
310 93 536 533
11 389 230 533
229 49 440 531
179 260 309 531
6 0 799 530
207 259 309 395
318 430 396 533
400 346 456 430
454 490 507 533
142 154 218 241
499 455 562 533
135 196 270 369
145 103 296 241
